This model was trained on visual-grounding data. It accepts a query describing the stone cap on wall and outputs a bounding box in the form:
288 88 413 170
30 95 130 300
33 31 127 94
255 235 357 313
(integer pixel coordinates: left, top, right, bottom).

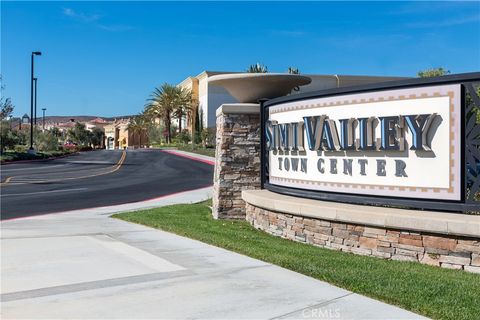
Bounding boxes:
216 103 260 117
242 189 480 238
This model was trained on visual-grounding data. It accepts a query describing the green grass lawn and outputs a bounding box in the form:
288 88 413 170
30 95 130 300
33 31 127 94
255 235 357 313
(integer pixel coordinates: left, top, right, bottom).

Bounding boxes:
173 145 215 157
113 200 480 320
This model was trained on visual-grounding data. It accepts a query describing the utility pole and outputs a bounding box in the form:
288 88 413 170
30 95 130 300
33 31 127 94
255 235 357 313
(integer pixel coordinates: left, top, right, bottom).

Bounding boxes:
34 77 38 126
29 51 41 152
42 108 46 130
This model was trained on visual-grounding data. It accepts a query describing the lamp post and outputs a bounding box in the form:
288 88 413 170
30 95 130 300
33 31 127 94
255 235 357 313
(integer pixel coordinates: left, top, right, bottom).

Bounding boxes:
29 51 41 152
42 108 46 130
33 77 38 126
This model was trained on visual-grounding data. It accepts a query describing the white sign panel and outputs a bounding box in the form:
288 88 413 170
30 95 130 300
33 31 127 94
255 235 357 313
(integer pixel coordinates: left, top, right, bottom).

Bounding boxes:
267 84 462 200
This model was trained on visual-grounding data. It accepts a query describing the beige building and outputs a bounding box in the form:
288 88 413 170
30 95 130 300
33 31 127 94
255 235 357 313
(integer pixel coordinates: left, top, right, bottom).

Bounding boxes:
177 71 407 132
85 118 109 131
177 71 238 133
104 118 148 150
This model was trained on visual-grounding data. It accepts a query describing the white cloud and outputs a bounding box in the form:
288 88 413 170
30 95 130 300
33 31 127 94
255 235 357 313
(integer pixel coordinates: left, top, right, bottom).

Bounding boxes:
62 7 102 23
272 30 306 37
405 14 480 28
62 7 133 32
98 24 136 32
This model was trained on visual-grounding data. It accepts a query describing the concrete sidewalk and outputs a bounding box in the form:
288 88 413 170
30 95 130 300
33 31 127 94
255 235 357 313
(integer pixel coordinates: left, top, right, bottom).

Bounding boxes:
1 188 425 319
158 148 215 165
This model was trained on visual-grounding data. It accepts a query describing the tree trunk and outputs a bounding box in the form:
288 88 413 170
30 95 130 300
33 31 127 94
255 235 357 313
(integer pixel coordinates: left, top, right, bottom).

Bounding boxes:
191 107 197 145
178 115 182 133
165 115 171 144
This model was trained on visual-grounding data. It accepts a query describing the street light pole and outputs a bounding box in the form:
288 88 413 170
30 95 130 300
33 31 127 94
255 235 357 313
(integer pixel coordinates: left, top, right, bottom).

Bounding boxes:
34 77 38 126
29 51 41 152
42 108 46 130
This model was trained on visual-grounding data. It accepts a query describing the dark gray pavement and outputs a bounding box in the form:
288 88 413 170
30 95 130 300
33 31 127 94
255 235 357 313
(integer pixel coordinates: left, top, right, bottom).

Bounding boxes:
0 149 213 220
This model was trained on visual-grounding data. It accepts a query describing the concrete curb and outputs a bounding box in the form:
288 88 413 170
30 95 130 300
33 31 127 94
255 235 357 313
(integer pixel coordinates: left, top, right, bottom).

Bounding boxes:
1 186 213 222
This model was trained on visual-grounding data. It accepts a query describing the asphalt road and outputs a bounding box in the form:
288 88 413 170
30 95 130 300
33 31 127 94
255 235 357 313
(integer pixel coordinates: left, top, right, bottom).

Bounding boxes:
0 149 213 220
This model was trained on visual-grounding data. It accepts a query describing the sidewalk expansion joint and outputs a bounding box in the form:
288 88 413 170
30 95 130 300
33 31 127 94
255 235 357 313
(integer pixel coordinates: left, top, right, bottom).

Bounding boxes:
1 232 107 240
1 270 193 302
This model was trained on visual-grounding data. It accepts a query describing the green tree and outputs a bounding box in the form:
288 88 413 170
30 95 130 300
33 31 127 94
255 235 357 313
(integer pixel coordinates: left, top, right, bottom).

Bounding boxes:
68 122 91 146
417 67 479 123
144 83 179 144
174 129 191 145
90 127 105 148
0 122 20 153
35 129 59 152
144 83 194 144
172 87 194 133
417 67 450 78
246 63 268 73
193 106 201 144
15 127 28 146
200 128 215 147
127 115 148 147
147 122 163 145
50 127 61 138
0 97 14 120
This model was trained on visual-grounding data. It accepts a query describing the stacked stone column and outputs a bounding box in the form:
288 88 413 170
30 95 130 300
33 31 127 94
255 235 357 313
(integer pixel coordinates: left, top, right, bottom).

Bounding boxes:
212 104 261 219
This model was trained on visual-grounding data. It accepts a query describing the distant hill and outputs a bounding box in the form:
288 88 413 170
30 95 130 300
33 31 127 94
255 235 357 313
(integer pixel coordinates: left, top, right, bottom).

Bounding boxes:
41 115 136 123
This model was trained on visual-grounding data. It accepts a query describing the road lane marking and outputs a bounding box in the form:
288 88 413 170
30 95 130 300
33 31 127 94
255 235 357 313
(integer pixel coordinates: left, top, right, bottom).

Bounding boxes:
1 188 88 197
66 161 115 164
1 151 126 187
1 177 13 184
0 164 67 172
2 162 112 179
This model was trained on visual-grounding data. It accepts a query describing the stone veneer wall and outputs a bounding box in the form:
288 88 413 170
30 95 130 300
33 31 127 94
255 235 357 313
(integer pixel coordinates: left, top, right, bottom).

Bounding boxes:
213 106 261 219
246 203 480 273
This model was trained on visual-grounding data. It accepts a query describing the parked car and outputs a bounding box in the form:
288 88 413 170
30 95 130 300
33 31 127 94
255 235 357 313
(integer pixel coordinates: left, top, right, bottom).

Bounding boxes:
63 141 77 149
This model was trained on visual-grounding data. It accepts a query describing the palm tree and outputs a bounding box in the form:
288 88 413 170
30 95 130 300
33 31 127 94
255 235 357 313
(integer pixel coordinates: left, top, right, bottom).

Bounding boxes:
246 63 268 73
287 67 300 74
127 114 148 148
172 87 194 134
145 83 178 144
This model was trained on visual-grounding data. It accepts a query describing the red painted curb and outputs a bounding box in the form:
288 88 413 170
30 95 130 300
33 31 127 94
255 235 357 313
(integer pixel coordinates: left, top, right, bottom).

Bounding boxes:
0 185 213 222
161 149 215 166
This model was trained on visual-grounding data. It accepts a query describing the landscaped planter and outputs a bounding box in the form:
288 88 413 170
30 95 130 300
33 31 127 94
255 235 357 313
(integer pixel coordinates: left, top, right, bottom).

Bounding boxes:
208 73 312 103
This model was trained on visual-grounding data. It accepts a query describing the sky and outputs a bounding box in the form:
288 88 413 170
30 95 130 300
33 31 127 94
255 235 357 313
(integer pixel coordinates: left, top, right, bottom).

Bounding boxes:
2 1 480 118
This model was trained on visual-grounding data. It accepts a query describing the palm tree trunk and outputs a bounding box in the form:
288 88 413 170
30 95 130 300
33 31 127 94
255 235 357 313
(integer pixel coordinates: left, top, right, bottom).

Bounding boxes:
191 107 196 145
178 115 182 133
165 115 171 144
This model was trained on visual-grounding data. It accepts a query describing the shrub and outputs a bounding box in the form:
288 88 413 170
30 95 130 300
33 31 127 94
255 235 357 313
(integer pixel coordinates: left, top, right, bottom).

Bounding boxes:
201 128 216 147
76 145 93 152
14 144 27 153
173 129 191 145
0 122 21 153
35 130 59 152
